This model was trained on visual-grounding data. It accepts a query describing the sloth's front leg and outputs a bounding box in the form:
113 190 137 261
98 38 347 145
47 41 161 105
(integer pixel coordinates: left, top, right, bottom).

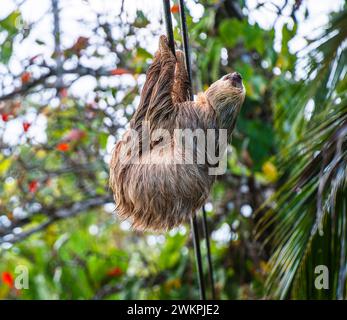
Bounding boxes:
172 50 190 104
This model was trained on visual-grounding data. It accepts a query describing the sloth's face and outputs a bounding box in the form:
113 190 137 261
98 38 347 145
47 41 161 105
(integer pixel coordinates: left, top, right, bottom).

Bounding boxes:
205 72 245 130
221 72 244 89
206 72 245 107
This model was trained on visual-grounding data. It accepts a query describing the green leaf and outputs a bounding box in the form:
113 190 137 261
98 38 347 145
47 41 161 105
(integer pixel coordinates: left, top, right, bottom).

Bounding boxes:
98 132 109 150
133 10 149 28
136 47 152 60
219 19 240 47
0 10 21 33
0 157 11 176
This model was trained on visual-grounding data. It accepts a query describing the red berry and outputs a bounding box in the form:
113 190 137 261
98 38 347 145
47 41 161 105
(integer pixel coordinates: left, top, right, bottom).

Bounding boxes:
23 122 31 132
56 142 70 152
107 267 123 277
28 180 39 193
171 4 179 13
1 272 14 288
1 113 9 122
21 72 31 84
110 68 131 76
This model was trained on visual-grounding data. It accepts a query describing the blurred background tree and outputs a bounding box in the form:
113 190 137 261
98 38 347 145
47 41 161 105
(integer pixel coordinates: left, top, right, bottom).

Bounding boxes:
0 0 345 299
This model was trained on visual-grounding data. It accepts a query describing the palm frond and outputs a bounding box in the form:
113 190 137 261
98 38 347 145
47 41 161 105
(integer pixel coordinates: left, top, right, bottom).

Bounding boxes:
257 5 347 299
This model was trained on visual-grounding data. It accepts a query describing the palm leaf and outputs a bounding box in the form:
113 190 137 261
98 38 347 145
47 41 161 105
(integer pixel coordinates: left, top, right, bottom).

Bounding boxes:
257 5 347 299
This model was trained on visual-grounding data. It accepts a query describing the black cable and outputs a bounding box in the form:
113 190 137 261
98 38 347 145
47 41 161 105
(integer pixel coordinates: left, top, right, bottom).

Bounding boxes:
178 0 216 300
202 206 216 299
162 0 206 300
162 0 176 57
190 215 206 300
177 0 192 99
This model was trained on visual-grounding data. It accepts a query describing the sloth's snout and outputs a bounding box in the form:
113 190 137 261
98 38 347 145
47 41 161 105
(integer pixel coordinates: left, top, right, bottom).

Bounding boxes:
231 72 242 83
224 72 243 88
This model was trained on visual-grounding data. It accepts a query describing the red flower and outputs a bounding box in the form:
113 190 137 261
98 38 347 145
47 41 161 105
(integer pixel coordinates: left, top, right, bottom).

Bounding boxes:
110 68 131 76
1 113 9 122
1 272 14 288
28 180 39 193
21 72 31 84
23 122 31 132
171 4 179 13
107 267 123 277
56 142 70 152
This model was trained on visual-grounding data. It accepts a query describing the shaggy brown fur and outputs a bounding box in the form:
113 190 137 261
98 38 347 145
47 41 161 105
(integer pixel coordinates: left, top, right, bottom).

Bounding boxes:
109 35 245 231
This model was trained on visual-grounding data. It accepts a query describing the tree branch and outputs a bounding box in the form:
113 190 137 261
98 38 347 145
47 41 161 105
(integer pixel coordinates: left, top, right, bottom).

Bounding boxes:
0 64 124 102
0 195 113 244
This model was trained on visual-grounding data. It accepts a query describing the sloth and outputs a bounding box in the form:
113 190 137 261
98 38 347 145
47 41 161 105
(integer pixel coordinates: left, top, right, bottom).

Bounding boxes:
110 35 245 231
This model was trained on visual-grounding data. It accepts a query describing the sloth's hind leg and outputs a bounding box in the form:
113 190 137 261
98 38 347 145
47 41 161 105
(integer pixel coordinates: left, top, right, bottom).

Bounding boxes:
130 49 161 132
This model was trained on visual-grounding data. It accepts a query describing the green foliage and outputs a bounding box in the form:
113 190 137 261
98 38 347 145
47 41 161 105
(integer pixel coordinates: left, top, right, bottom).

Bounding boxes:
0 11 21 63
258 7 347 299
